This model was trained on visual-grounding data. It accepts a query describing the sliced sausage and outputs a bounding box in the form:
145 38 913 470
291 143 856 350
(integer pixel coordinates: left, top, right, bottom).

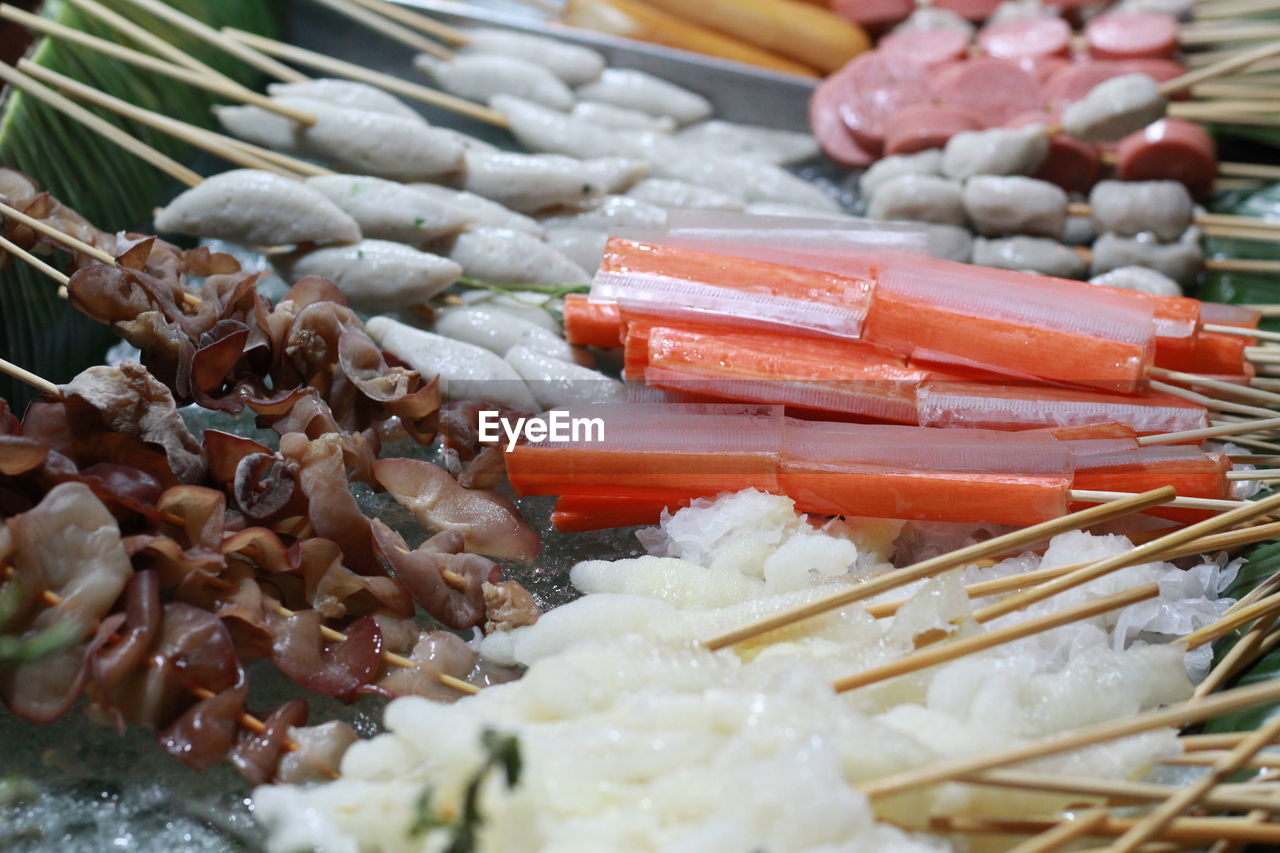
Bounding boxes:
879 28 972 68
810 74 876 167
979 18 1072 60
1044 61 1139 108
933 57 1044 126
884 104 985 155
835 53 936 153
1085 13 1179 60
1008 111 1101 193
1114 118 1218 199
832 0 915 32
933 0 1004 21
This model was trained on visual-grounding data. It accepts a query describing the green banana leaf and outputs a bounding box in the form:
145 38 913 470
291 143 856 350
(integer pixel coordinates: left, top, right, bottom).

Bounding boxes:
0 0 280 410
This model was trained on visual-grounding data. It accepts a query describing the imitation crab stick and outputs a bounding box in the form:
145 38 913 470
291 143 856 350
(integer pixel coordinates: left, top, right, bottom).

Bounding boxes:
551 493 702 532
563 294 623 348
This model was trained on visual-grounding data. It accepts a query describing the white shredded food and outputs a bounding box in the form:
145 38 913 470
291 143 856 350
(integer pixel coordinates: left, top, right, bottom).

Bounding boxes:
254 490 1235 853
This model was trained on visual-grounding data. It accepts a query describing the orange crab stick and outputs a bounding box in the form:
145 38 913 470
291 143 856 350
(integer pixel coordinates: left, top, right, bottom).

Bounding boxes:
563 295 624 348
551 493 702 531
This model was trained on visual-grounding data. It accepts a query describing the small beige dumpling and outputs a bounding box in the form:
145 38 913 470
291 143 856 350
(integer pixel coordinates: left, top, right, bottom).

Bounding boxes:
306 174 473 246
284 240 461 313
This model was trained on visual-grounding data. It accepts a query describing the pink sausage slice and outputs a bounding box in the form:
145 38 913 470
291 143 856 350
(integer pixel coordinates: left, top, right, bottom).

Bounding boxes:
836 52 936 153
1085 13 1179 60
883 104 985 155
1115 118 1219 199
831 0 915 32
979 19 1072 60
810 74 876 167
1009 111 1102 193
934 57 1044 126
879 28 971 68
933 0 1003 21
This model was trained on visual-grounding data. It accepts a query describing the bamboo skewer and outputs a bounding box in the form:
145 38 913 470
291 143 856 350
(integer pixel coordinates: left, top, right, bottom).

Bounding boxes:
1006 808 1112 853
1162 39 1280 93
0 61 202 188
16 61 330 179
0 6 317 126
221 27 509 127
931 814 1280 845
1149 367 1280 410
860 678 1280 800
971 492 1280 625
338 0 469 45
0 201 116 265
0 234 69 288
1161 750 1280 770
1181 590 1280 649
106 0 308 83
61 0 241 89
1138 417 1280 446
1204 324 1280 344
0 356 61 397
1193 608 1280 697
704 487 1175 650
305 0 453 59
831 583 1159 693
1106 712 1280 853
1150 379 1278 419
968 769 1280 812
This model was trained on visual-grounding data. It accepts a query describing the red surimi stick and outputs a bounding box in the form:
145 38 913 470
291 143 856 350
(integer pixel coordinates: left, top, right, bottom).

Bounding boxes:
1155 332 1254 380
551 494 700 532
562 294 623 348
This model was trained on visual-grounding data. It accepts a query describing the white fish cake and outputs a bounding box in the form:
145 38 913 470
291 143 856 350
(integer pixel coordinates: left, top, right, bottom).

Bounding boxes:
942 125 1050 180
857 149 943 199
575 68 713 125
460 27 606 85
285 240 461 313
962 175 1067 237
626 178 745 211
409 183 545 237
1088 179 1193 242
447 227 591 285
414 52 574 110
218 98 466 181
505 345 626 409
545 227 609 274
434 305 577 363
458 150 640 214
1090 231 1202 285
1062 73 1168 143
306 174 473 246
493 96 838 210
578 157 649 194
676 120 820 164
542 195 670 230
572 101 677 133
925 223 973 263
365 316 538 411
866 174 966 226
972 235 1089 278
1089 265 1183 296
267 78 423 121
153 169 361 246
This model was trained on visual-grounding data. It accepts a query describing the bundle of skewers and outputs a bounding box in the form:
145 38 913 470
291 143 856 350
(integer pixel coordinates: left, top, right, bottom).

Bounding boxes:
6 0 1280 851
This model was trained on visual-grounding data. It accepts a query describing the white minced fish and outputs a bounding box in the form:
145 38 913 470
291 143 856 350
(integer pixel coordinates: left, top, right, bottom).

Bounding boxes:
493 95 840 211
579 157 650 194
1062 73 1168 143
866 174 966 226
505 345 626 409
572 101 677 133
1090 265 1184 296
435 305 578 363
942 125 1050 180
414 53 574 110
1090 231 1203 285
676 120 821 164
542 195 670 230
409 184 545 237
305 175 473 246
545 227 609 273
626 178 745 211
447 227 591 285
972 236 1089 278
925 223 974 263
1062 214 1096 245
576 68 713 125
1088 180 1193 242
267 78 423 121
962 175 1067 238
458 150 608 214
857 149 943 199
216 98 465 181
893 5 976 34
366 316 538 411
154 169 361 246
285 240 461 313
460 27 606 85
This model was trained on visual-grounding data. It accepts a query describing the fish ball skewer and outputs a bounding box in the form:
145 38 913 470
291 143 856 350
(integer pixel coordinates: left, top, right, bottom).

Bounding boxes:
1089 180 1195 242
1091 231 1205 285
505 345 627 409
305 175 474 246
1090 266 1185 297
941 125 1050 180
457 27 606 86
571 101 676 133
674 120 821 165
281 240 462 314
866 174 967 226
1062 74 1170 143
858 149 944 199
962 176 1068 238
408 184 546 237
454 150 646 214
446 228 592 286
434 306 581 364
414 53 576 111
971 235 1091 279
267 78 425 121
575 68 713 125
625 179 746 211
